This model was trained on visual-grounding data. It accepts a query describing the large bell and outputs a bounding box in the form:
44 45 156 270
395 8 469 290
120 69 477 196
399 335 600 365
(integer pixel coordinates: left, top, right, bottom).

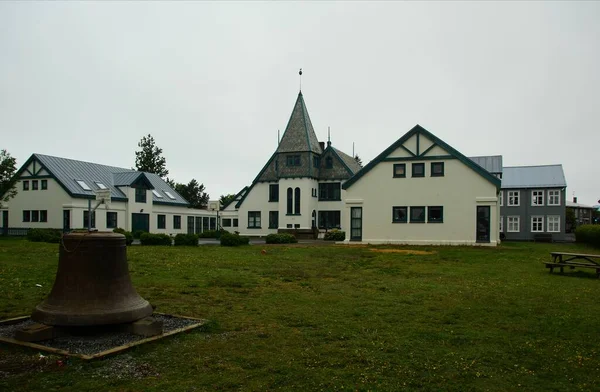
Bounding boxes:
31 231 153 326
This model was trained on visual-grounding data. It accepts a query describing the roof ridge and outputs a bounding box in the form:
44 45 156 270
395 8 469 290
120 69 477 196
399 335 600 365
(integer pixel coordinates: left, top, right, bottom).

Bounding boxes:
504 164 563 168
34 153 135 172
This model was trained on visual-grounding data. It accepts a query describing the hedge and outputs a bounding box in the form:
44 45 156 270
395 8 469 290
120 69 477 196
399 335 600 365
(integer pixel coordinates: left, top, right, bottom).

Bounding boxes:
575 225 600 248
174 233 199 246
220 232 250 247
265 233 298 244
324 229 345 241
27 228 62 243
140 232 172 246
112 228 134 246
199 230 226 239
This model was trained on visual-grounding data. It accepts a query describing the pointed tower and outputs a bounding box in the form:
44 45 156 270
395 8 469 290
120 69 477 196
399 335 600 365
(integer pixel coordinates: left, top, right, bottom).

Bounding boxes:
276 92 322 154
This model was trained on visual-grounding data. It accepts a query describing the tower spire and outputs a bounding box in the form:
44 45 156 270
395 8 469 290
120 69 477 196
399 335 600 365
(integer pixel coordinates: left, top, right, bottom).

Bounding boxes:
327 126 331 147
299 68 302 91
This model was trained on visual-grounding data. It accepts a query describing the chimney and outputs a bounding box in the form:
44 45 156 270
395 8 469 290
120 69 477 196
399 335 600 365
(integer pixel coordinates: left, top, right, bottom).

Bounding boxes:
319 141 325 151
573 196 578 203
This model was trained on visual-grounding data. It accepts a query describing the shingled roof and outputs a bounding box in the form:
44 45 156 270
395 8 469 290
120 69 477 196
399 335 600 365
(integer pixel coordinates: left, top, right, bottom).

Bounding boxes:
276 92 322 154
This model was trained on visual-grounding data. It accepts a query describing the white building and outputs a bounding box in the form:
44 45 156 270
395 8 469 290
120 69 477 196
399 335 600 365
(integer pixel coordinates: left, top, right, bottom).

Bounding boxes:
0 154 218 234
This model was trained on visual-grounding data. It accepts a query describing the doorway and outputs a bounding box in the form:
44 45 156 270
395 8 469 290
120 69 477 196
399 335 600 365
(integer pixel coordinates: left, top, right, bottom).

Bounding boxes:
476 206 490 243
350 207 362 241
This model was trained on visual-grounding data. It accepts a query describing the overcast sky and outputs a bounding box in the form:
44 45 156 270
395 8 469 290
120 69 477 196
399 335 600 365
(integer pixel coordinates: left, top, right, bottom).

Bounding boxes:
1 1 599 205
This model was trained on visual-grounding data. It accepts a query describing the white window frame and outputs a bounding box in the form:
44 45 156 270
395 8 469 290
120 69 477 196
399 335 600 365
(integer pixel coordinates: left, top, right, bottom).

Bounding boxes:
152 190 163 198
508 191 520 206
507 216 520 232
531 190 544 207
163 191 176 200
499 191 503 207
531 216 544 232
547 215 560 233
499 215 503 232
76 180 92 191
547 190 560 206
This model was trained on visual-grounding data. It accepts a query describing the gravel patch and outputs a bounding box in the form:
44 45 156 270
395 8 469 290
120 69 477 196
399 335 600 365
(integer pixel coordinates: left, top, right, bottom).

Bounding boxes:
0 314 204 357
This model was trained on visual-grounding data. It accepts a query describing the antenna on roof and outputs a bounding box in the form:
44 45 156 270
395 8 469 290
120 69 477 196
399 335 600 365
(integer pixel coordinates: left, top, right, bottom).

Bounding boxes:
299 68 302 91
327 126 331 147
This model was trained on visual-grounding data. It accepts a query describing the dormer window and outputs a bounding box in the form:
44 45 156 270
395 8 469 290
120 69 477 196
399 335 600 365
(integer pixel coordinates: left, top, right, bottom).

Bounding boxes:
325 157 333 168
95 182 107 190
135 188 147 203
76 180 92 191
286 155 301 167
164 191 176 200
152 190 163 198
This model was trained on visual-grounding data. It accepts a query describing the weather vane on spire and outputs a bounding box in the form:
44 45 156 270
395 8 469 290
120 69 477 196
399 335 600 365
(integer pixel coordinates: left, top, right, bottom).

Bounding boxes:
299 68 302 91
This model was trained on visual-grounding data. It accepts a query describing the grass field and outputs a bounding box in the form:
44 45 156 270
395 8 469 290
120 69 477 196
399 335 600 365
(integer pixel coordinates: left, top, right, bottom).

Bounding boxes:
1 238 600 391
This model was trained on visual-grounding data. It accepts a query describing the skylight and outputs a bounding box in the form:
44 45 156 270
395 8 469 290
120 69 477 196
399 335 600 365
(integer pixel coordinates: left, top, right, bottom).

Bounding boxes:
164 191 176 200
96 182 107 190
76 180 91 191
152 190 163 198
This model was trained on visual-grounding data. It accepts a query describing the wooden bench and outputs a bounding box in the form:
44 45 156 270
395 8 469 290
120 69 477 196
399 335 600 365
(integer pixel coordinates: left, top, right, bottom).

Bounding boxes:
544 252 600 278
534 233 553 242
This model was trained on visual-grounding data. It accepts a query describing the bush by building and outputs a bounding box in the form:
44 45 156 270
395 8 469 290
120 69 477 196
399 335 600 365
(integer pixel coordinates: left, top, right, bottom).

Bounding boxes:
220 232 250 246
112 228 134 245
324 229 345 241
26 228 62 243
575 225 600 248
174 233 199 246
265 233 298 244
140 232 172 246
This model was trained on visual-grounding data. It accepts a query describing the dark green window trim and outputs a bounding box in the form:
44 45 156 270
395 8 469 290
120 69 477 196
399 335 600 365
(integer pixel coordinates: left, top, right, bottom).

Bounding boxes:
269 184 279 202
286 213 301 216
431 162 444 177
233 218 238 227
393 164 406 178
83 210 96 228
157 214 166 229
41 179 48 190
383 155 455 162
31 210 39 222
23 210 30 222
248 211 261 228
32 180 38 190
410 206 425 223
135 187 147 203
40 210 47 222
23 181 29 191
325 157 333 168
392 206 408 223
428 206 443 223
319 182 341 201
106 211 118 229
412 163 425 178
173 215 181 229
286 155 301 167
268 211 279 229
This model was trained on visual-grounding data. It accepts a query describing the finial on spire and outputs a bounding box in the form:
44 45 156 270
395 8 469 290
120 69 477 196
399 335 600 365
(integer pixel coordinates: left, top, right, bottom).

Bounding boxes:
299 68 302 91
327 126 331 146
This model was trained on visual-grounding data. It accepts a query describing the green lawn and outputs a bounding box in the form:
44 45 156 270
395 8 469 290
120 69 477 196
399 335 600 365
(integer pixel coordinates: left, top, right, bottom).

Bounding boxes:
1 238 600 391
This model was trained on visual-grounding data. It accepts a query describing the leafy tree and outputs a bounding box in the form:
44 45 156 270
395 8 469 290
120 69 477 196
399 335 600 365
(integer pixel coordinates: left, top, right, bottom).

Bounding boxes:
219 194 236 209
135 134 169 178
566 208 576 233
0 149 17 208
175 179 209 209
354 155 363 167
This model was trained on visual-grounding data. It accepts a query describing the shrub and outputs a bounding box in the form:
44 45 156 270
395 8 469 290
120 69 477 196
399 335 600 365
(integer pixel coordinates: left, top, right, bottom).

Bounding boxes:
575 225 600 248
220 232 250 247
27 228 62 243
112 228 134 246
324 229 345 241
199 229 227 239
132 230 145 239
140 232 172 246
174 233 199 246
265 233 298 244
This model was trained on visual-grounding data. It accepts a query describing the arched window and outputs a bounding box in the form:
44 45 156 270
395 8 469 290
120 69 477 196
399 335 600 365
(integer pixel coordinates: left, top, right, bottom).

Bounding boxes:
294 187 301 215
287 187 293 214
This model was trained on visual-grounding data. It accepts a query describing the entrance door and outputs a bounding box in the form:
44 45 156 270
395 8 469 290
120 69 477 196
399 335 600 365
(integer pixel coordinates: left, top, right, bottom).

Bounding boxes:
476 206 490 243
2 211 7 236
350 207 362 241
132 213 150 233
62 210 70 232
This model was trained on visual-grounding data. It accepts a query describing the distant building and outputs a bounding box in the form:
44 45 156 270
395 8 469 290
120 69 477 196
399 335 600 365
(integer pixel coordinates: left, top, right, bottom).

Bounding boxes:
566 198 596 230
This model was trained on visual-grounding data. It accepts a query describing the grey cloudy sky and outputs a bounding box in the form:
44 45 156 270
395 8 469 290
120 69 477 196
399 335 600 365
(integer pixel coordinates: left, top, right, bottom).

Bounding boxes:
1 1 599 205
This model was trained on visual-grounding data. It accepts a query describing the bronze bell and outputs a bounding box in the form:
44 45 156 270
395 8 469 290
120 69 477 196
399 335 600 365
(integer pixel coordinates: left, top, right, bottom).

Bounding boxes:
31 232 153 326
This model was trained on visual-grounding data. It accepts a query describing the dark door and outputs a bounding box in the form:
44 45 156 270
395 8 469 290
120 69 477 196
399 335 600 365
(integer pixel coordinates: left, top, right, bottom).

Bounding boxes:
62 210 70 232
2 211 7 236
350 207 362 241
132 213 150 233
476 206 490 243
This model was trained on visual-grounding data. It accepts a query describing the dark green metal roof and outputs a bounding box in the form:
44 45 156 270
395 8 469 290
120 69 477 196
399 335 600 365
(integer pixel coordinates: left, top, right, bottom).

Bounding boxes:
276 92 322 154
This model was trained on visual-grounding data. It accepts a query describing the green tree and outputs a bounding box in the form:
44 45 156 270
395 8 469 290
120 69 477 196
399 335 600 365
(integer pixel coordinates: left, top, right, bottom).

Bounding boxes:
0 149 17 208
219 194 236 209
354 155 363 167
175 179 209 209
135 134 169 178
566 208 576 233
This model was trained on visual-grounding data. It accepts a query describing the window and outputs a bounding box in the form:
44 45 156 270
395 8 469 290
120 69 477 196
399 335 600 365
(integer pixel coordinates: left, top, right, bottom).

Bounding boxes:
319 183 341 201
95 182 107 190
393 164 406 178
83 210 96 228
135 188 147 203
294 224 300 229
412 163 425 178
287 224 293 228
428 206 443 223
312 188 317 197
392 207 408 223
532 190 544 206
499 191 503 206
164 191 176 200
152 190 163 198
508 191 519 206
319 211 341 229
286 155 301 166
157 214 166 229
106 212 118 229
40 210 47 222
23 210 30 222
222 218 231 227
313 156 320 168
294 187 301 215
499 216 503 232
31 210 39 222
325 157 333 168
23 181 29 191
269 211 279 229
248 211 261 228
547 216 560 233
41 180 47 190
233 218 238 227
210 217 216 230
531 216 544 232
173 215 181 229
410 206 425 223
287 187 293 214
548 190 560 206
431 162 444 177
32 180 39 190
507 216 520 232
76 180 91 191
269 184 279 202
203 217 209 231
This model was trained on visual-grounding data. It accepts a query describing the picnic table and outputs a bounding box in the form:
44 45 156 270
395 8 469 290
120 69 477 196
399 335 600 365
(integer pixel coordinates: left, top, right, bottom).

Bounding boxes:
544 252 600 278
